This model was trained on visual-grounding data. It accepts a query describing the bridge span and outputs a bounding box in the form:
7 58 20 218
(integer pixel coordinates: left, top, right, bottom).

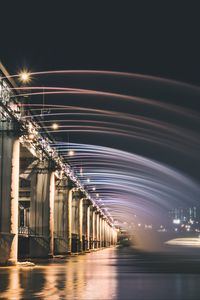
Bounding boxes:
0 63 117 265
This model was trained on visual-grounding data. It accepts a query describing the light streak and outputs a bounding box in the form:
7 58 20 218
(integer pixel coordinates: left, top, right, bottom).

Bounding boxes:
50 142 200 227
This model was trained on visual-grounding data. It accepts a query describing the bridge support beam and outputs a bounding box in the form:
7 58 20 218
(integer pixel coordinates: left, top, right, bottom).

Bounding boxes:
99 216 102 248
104 220 108 246
29 167 55 258
71 190 83 253
91 208 96 249
101 219 105 247
71 192 78 252
78 198 83 252
66 188 73 254
96 211 100 248
54 178 69 255
0 132 20 265
82 200 90 251
89 206 93 249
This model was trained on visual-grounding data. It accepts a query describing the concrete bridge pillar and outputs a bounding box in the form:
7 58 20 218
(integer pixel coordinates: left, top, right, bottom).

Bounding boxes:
71 190 84 252
108 224 111 246
29 163 55 258
103 219 106 247
99 215 102 248
89 206 93 249
112 228 117 245
86 203 90 250
92 208 96 249
96 212 100 248
66 188 73 254
110 227 113 246
103 220 105 246
49 172 55 256
54 178 69 254
108 225 111 246
111 227 113 246
78 198 83 252
101 218 105 247
105 222 110 247
100 216 105 248
82 199 90 251
0 130 20 265
105 221 108 246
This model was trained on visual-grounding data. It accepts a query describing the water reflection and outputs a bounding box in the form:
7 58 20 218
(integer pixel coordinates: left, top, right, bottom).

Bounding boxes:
116 247 200 300
0 268 23 300
0 248 117 300
1 247 200 300
117 273 200 300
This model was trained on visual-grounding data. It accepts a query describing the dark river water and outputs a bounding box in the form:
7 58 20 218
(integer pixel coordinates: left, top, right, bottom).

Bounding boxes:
1 247 200 300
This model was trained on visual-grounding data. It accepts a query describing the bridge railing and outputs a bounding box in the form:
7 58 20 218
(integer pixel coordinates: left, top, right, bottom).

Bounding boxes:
18 226 30 236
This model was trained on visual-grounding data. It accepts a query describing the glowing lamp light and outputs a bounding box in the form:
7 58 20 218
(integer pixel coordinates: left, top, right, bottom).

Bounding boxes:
68 150 75 156
87 178 90 183
28 133 35 140
19 71 31 83
92 186 96 191
96 193 99 197
52 123 59 130
173 219 181 225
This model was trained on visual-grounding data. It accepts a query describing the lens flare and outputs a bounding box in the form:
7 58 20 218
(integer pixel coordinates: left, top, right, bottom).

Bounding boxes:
18 70 31 83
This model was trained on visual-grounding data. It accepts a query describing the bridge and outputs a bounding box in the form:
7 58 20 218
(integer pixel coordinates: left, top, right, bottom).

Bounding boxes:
0 63 117 265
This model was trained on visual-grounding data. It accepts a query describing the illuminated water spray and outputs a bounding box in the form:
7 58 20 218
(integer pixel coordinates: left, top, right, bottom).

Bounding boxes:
9 70 200 249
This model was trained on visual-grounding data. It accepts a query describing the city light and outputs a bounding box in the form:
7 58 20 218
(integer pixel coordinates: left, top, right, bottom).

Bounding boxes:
92 186 96 191
173 219 181 225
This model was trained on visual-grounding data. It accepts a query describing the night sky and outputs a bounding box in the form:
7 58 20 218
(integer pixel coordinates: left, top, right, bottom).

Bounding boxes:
1 2 200 86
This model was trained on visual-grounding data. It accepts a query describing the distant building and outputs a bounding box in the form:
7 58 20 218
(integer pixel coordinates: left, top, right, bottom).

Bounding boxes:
168 206 200 233
169 206 199 222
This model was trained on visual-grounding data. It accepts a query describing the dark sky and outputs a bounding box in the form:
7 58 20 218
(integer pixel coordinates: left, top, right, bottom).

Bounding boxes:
1 2 200 86
1 1 200 182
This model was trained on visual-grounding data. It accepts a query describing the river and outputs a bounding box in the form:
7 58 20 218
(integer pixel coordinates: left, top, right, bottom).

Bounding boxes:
1 246 200 299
